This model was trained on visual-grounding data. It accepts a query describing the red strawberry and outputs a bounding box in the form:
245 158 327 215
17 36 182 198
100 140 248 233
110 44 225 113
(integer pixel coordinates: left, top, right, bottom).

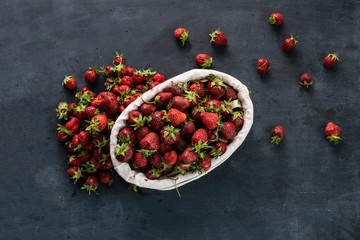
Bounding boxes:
81 175 98 195
121 76 133 86
86 114 108 134
206 129 216 141
145 168 161 179
153 73 166 83
102 92 120 116
271 125 285 144
213 142 227 156
205 99 221 109
136 126 151 143
85 67 98 84
159 143 174 155
115 143 134 162
160 125 181 145
84 141 94 151
195 54 212 68
173 136 188 153
229 111 244 129
155 92 173 106
103 66 114 76
139 132 160 150
78 131 90 145
67 166 82 183
257 59 270 74
128 110 141 125
140 103 156 116
127 67 135 76
113 52 125 66
170 96 190 111
132 74 144 84
65 117 81 133
71 134 81 148
223 87 237 101
84 106 98 119
100 160 113 170
283 34 299 51
192 128 208 144
57 125 70 142
181 121 196 139
174 28 189 45
149 153 163 169
220 122 236 140
98 170 113 185
181 147 198 164
189 83 205 98
112 84 130 96
269 13 283 26
300 73 313 87
171 85 186 96
164 151 178 166
133 152 148 168
118 127 136 145
185 89 199 107
323 53 339 67
68 155 82 166
325 122 342 145
72 105 86 120
67 102 76 110
198 154 211 171
150 82 160 89
207 74 227 99
119 105 125 113
123 95 136 107
200 112 219 130
167 108 187 126
136 84 148 93
209 29 227 46
62 75 76 90
150 111 166 132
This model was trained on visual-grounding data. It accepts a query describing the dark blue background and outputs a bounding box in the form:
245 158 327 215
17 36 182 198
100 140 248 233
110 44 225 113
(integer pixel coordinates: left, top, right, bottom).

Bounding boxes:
1 0 359 239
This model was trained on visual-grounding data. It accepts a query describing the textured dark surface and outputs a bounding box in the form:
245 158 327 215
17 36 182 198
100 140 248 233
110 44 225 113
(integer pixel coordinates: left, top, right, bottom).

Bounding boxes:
1 0 360 239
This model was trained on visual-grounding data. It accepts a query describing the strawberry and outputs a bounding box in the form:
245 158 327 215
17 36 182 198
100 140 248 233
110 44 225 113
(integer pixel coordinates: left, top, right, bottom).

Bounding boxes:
136 126 151 143
192 128 208 144
173 136 188 153
133 152 148 168
229 111 244 129
65 117 81 133
72 104 86 120
115 143 134 162
189 83 205 98
171 85 186 97
67 166 82 183
119 105 125 113
84 106 99 119
257 59 270 74
220 122 236 140
185 89 199 107
100 160 113 170
67 102 76 110
86 114 108 134
160 125 181 145
118 127 137 145
207 74 227 99
150 111 166 132
212 142 227 157
135 84 148 93
121 76 133 86
181 121 196 139
63 75 76 90
149 153 163 168
181 147 198 164
113 52 125 66
167 108 187 126
150 82 160 89
85 67 98 84
102 92 120 116
81 175 98 195
84 141 94 151
283 34 299 51
206 129 216 141
159 143 174 155
325 122 342 145
68 155 82 166
145 168 161 179
164 151 178 166
205 99 221 110
271 125 285 144
198 154 211 172
153 73 166 83
174 28 189 45
57 125 70 142
323 53 339 67
140 103 156 116
195 54 212 68
132 74 144 84
155 92 173 106
300 73 312 87
78 131 90 145
102 66 115 76
98 170 113 185
56 102 69 120
71 134 81 148
123 95 136 107
128 110 141 125
209 29 227 46
200 112 219 130
127 67 135 76
269 13 283 26
223 87 237 101
139 132 160 150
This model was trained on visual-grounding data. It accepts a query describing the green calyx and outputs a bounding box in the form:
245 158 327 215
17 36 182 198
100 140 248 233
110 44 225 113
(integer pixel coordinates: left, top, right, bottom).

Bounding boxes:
94 137 109 152
138 149 157 158
74 103 86 113
128 184 138 192
115 143 130 156
104 77 119 91
107 118 114 130
327 53 339 61
173 166 187 175
327 136 342 145
185 89 200 103
290 33 299 44
113 51 125 60
62 75 74 85
221 99 234 114
189 140 212 160
130 114 148 130
200 57 213 68
56 102 69 120
147 168 161 178
118 134 132 145
232 111 243 120
68 155 77 165
271 136 282 145
88 66 99 73
134 68 156 77
269 17 276 24
71 167 83 184
85 118 101 135
208 74 228 89
214 119 224 136
180 31 188 46
82 161 97 174
209 29 220 43
75 91 95 104
162 125 180 141
113 63 125 72
81 184 98 195
210 146 224 159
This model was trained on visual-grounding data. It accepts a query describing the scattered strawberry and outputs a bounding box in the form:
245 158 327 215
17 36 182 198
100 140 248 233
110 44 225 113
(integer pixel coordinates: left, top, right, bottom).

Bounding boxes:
195 54 212 68
323 53 339 67
325 122 342 145
85 67 98 84
174 28 189 45
271 126 285 144
81 175 98 195
209 29 227 46
283 34 299 51
257 59 270 74
269 13 283 26
63 75 77 90
153 73 166 83
98 170 113 185
67 166 82 183
300 73 313 87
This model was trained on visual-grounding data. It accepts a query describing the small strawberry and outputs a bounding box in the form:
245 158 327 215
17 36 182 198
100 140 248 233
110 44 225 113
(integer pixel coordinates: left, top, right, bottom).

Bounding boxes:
119 105 125 113
257 59 270 74
113 51 125 66
149 153 163 168
145 168 161 179
139 132 160 150
205 99 221 110
174 28 189 45
185 89 199 107
153 73 166 83
209 29 227 46
98 170 113 185
220 122 236 140
171 85 186 97
150 82 160 89
229 111 244 129
271 125 285 144
102 66 115 76
78 131 90 145
115 143 134 162
136 126 151 143
200 112 219 130
86 114 108 134
127 67 135 76
159 143 174 155
67 102 76 110
121 76 133 86
100 160 113 170
84 106 99 119
68 155 82 166
181 147 198 164
128 110 141 125
325 122 342 145
283 34 299 51
207 74 227 99
118 127 137 145
132 74 144 84
83 141 94 151
65 117 81 133
72 104 86 120
62 75 76 90
57 124 70 142
323 53 339 67
81 175 98 195
223 87 237 101
189 83 205 98
150 111 166 132
269 13 283 26
85 67 98 84
133 152 148 168
211 142 227 158
123 95 136 107
300 73 313 87
195 54 213 68
140 103 156 116
154 92 173 106
67 166 82 183
160 125 181 145
56 102 69 120
192 128 208 144
135 84 148 93
164 151 178 166
181 121 196 139
167 108 187 126
198 154 211 172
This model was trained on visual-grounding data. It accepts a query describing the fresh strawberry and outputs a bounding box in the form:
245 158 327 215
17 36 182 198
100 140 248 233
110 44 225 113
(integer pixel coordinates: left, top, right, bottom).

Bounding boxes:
181 121 196 139
85 67 98 84
181 147 198 164
133 152 148 168
65 117 81 133
136 126 151 143
113 52 125 66
271 125 285 144
323 53 339 67
102 92 119 116
229 111 244 129
223 87 237 101
283 34 299 51
209 29 227 46
155 92 173 106
62 75 76 90
140 103 156 116
103 66 114 76
150 82 160 89
84 141 94 151
159 143 174 155
206 129 216 141
136 84 148 93
153 73 166 83
149 153 163 168
72 104 86 120
98 170 113 185
171 85 186 97
325 122 342 145
189 83 205 98
174 28 189 45
119 105 125 113
164 151 178 166
300 73 312 87
71 134 81 148
67 102 76 110
123 95 136 107
220 122 236 140
139 132 160 150
57 124 71 141
198 154 211 171
84 106 98 119
121 76 133 86
145 168 161 179
195 54 212 68
257 59 270 74
212 142 227 157
115 143 134 162
192 128 208 144
171 96 190 111
68 155 82 166
173 136 188 153
185 89 199 107
150 111 166 132
269 13 283 25
160 125 181 145
200 112 219 130
67 166 82 183
127 67 135 76
167 108 187 126
205 99 221 109
56 102 69 120
81 175 98 195
118 127 136 145
100 160 113 170
128 110 141 125
78 131 90 145
132 74 144 84
207 74 227 99
86 114 108 134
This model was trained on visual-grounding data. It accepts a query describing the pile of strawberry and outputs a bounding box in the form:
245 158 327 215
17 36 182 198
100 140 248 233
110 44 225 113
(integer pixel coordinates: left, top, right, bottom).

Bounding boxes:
56 52 167 194
114 73 244 180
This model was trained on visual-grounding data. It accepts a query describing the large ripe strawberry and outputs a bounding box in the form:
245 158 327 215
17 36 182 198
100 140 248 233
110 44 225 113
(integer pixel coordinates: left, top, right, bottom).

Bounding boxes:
164 151 178 166
198 154 211 172
181 121 196 139
63 75 77 90
136 126 151 143
174 28 189 45
192 128 208 144
283 34 299 51
153 73 166 83
325 122 342 145
86 114 108 135
115 143 134 162
220 122 236 140
65 117 81 133
195 54 212 68
100 160 113 171
181 147 198 164
67 166 82 183
189 83 205 98
167 108 187 126
139 132 160 150
133 152 148 168
207 74 227 99
269 13 283 26
81 175 98 195
150 111 166 132
170 96 190 111
257 59 270 74
271 125 285 144
160 125 181 145
300 73 313 88
140 103 156 116
209 29 227 46
85 67 98 84
98 170 113 185
118 127 136 145
200 112 219 130
323 53 339 67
